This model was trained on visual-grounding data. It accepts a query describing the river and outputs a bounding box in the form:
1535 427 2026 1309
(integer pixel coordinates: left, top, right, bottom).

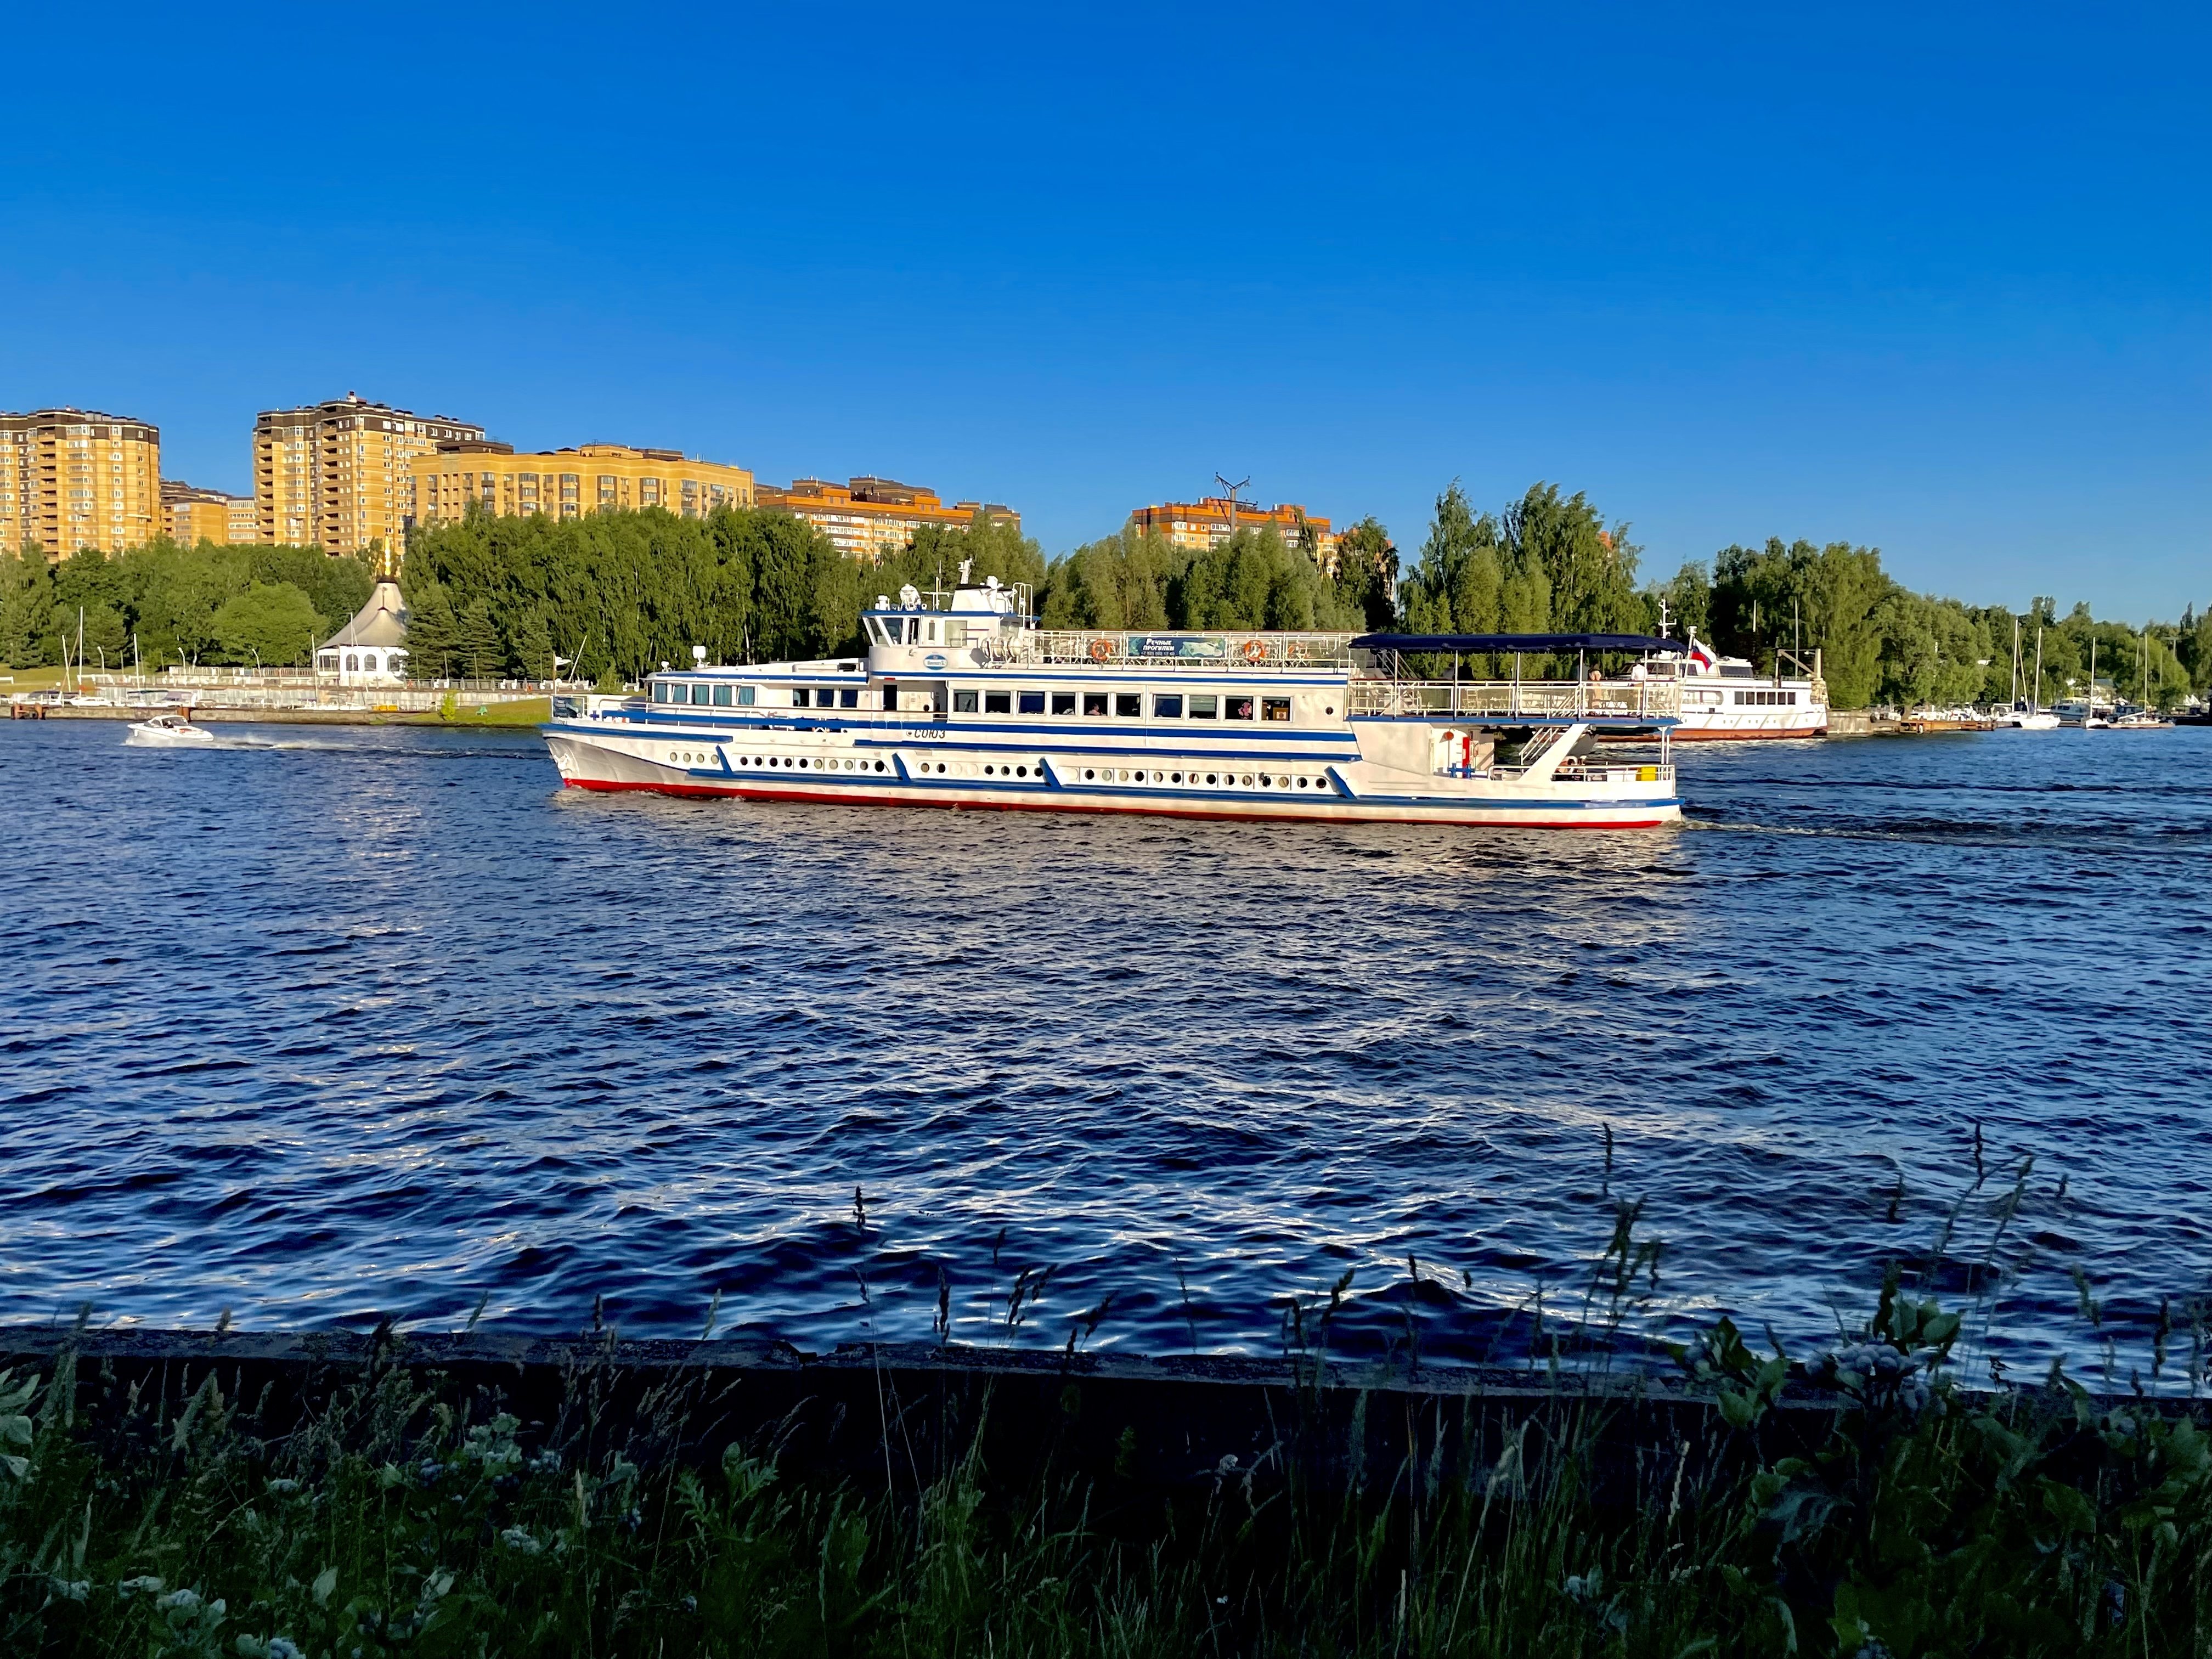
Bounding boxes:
3 719 2207 1381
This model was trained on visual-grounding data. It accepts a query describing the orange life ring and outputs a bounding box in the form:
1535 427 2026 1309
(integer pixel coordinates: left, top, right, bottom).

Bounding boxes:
1088 637 1114 662
1240 639 1266 663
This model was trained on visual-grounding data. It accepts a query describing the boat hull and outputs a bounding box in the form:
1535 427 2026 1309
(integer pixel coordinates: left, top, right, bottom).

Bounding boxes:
543 731 1682 830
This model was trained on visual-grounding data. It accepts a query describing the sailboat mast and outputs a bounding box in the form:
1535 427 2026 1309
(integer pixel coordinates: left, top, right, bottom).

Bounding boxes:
2010 617 2021 706
2033 628 2044 714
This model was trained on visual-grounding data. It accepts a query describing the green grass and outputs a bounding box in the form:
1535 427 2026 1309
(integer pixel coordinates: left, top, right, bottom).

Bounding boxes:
407 695 550 728
3 1277 2207 1658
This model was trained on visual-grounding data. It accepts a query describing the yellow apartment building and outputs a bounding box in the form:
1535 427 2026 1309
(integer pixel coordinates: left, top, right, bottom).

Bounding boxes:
162 479 257 545
255 392 484 555
1 408 162 557
754 476 1019 561
1127 495 1339 567
405 442 755 530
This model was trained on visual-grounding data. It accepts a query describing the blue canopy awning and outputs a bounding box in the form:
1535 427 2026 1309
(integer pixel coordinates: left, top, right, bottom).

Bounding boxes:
1351 632 1678 654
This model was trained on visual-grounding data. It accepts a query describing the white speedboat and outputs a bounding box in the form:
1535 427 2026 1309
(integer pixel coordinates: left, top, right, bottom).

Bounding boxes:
125 712 216 746
540 574 1684 830
1991 706 2060 730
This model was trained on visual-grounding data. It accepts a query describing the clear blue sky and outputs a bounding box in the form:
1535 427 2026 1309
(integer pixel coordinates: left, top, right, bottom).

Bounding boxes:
3 3 2205 617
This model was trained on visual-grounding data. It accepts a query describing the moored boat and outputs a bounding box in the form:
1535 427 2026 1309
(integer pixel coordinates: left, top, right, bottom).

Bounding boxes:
540 577 1684 830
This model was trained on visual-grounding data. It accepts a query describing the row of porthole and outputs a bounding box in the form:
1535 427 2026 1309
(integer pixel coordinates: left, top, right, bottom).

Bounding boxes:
667 748 894 774
902 761 1043 779
1078 767 1324 792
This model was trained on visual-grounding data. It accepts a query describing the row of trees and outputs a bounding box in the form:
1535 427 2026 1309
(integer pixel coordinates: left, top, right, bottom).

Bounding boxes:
7 489 2206 708
0 541 374 672
1652 538 2208 709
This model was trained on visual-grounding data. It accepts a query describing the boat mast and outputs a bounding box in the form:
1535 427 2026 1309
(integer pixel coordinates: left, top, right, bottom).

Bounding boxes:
2010 617 2021 707
2032 627 2044 714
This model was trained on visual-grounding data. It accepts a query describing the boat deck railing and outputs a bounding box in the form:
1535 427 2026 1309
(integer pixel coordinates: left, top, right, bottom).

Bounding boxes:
1345 679 1683 720
1005 630 1361 670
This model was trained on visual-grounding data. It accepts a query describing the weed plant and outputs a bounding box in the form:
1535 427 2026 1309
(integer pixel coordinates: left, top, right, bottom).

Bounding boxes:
1 1264 2207 1657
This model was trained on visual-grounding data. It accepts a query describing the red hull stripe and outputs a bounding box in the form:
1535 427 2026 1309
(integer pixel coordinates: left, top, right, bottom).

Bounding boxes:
560 777 1669 830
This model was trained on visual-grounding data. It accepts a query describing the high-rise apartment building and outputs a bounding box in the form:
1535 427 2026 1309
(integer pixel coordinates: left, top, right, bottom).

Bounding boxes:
161 479 258 545
753 476 1019 561
1126 495 1338 567
1 408 162 557
406 442 754 531
254 393 483 555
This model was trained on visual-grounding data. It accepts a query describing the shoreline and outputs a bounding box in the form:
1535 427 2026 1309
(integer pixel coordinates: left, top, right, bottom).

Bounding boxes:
15 698 551 728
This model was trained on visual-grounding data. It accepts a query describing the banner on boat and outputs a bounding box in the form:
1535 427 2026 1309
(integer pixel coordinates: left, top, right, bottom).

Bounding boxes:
1126 635 1227 660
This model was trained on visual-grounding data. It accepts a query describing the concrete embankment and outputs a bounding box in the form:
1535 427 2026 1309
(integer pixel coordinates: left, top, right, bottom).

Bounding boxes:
3 1324 1765 1498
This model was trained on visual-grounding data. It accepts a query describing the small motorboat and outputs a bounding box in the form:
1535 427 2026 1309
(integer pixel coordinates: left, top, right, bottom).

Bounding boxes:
125 711 217 746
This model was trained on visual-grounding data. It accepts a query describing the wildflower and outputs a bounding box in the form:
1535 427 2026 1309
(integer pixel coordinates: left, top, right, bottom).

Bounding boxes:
48 1578 89 1602
269 1641 304 1659
419 1460 444 1484
266 1478 301 1495
499 1527 545 1555
119 1575 163 1596
155 1588 201 1611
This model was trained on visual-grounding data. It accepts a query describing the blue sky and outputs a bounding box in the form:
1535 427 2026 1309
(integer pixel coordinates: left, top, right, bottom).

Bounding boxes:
3 2 2205 617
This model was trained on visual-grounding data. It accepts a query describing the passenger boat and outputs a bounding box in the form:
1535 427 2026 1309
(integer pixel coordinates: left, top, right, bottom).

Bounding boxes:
540 575 1684 829
1632 632 1827 740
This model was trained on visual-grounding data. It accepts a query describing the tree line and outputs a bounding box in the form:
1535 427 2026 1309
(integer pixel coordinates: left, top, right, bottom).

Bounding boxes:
8 488 2206 708
0 541 374 672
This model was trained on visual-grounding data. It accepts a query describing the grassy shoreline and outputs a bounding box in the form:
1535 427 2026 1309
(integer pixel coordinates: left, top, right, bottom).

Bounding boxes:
3 1290 2206 1657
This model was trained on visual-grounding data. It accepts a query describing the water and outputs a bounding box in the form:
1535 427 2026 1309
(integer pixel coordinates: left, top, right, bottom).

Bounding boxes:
3 718 2208 1378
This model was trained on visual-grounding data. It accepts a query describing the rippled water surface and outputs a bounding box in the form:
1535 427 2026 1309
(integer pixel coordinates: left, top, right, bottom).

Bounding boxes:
4 719 2208 1371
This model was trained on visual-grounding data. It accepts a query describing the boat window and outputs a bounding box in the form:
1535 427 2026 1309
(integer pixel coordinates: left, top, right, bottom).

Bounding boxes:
1154 693 1183 718
839 688 860 708
693 685 713 706
1224 696 1255 720
946 620 969 647
1262 698 1291 723
651 682 668 703
1051 692 1076 715
926 620 940 643
792 687 811 707
954 689 979 713
738 686 756 706
1018 690 1046 714
1188 695 1218 719
713 685 733 707
1115 693 1142 718
1084 692 1108 716
985 691 1012 714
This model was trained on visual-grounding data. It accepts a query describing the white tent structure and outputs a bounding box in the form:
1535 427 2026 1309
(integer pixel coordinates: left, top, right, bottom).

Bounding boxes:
316 580 410 686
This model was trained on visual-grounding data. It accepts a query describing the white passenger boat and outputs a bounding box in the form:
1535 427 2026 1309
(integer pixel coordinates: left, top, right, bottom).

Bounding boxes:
1632 631 1827 740
125 711 216 746
540 575 1683 830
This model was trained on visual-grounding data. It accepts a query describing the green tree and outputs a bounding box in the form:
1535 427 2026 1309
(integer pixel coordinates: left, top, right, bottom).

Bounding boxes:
1507 482 1638 633
402 582 461 681
1329 517 1398 631
210 582 325 667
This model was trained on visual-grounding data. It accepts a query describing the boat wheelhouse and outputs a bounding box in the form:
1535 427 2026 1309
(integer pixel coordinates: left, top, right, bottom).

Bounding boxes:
539 576 1684 829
